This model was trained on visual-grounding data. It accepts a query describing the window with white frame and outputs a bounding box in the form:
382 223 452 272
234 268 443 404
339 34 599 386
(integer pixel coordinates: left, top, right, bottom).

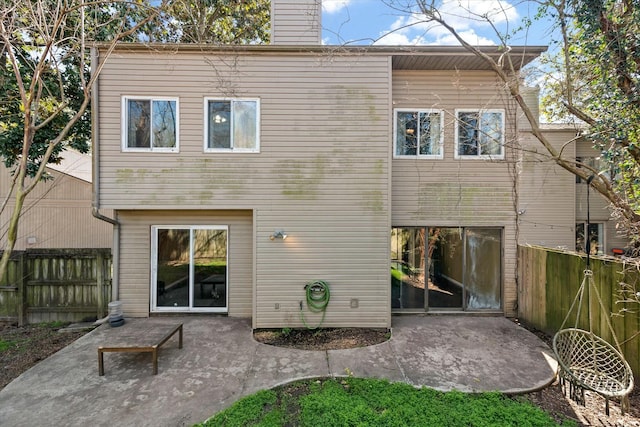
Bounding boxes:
205 99 260 152
151 225 228 313
455 109 504 159
123 97 178 151
394 109 443 158
575 222 604 255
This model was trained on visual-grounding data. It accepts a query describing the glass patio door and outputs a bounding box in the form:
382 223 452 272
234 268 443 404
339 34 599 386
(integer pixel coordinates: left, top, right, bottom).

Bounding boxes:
152 226 228 313
391 227 502 311
391 228 426 309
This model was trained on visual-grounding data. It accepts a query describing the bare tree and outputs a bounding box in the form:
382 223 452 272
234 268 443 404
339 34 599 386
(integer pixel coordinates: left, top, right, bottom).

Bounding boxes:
0 0 168 281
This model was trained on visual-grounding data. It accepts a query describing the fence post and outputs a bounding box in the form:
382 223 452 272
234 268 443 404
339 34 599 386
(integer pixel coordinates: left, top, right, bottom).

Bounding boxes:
96 251 105 319
18 252 27 326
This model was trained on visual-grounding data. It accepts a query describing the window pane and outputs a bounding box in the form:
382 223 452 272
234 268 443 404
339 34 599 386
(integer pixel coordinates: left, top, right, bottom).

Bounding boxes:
127 100 151 148
396 112 417 156
152 100 177 148
576 223 603 255
465 229 501 310
479 112 502 155
156 228 190 307
233 101 257 150
419 112 440 155
575 223 586 252
458 112 478 156
587 223 604 255
429 228 464 308
193 229 227 308
390 227 426 309
208 101 231 149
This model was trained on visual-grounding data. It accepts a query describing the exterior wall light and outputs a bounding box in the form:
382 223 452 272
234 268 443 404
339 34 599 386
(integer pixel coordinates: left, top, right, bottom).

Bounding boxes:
270 230 287 240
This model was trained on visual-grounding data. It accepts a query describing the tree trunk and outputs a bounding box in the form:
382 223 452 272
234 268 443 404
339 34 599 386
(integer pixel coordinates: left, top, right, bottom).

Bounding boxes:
0 188 27 282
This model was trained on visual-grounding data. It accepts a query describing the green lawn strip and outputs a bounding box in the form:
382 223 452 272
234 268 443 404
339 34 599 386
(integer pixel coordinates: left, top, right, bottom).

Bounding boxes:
197 378 576 427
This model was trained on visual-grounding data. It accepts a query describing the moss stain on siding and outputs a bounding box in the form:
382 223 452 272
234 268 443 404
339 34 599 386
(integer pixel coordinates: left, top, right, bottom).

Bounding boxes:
115 169 134 184
330 86 380 123
136 169 150 179
360 160 386 214
373 159 384 175
119 168 182 188
277 155 327 199
199 190 213 202
195 159 248 196
416 183 511 220
362 190 384 213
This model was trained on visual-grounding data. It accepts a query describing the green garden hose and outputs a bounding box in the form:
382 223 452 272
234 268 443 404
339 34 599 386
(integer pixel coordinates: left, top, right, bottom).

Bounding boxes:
300 280 330 330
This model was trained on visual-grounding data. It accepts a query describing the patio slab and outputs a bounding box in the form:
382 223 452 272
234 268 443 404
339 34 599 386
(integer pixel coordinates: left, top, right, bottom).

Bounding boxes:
0 315 557 427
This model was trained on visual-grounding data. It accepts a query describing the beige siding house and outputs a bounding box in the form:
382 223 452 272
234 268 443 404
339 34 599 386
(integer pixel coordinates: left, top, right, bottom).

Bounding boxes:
518 123 629 256
517 128 577 252
0 150 112 250
96 0 607 327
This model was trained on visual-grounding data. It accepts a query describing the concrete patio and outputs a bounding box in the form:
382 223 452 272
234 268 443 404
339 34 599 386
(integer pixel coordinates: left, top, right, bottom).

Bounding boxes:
0 316 557 426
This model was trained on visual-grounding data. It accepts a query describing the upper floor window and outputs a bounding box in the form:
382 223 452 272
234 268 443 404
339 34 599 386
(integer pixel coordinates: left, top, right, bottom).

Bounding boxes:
455 109 504 159
205 99 260 152
394 109 443 158
575 156 614 183
123 97 178 151
576 222 604 255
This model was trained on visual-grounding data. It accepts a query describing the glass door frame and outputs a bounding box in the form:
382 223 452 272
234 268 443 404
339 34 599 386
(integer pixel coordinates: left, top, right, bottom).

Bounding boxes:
391 226 503 313
150 225 229 313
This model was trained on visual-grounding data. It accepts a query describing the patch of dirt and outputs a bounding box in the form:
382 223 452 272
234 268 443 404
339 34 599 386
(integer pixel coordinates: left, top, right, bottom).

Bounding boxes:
0 323 88 391
522 383 640 426
253 327 390 351
512 320 640 426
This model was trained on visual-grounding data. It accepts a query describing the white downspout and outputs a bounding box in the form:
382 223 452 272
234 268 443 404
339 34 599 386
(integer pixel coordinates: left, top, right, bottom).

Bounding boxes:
90 47 120 304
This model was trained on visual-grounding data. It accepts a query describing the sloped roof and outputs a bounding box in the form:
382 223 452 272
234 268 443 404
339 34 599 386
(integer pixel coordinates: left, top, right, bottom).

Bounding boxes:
47 150 92 183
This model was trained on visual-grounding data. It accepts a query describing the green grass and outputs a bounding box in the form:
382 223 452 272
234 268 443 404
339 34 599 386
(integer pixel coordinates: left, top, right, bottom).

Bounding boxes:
0 339 17 352
196 378 576 427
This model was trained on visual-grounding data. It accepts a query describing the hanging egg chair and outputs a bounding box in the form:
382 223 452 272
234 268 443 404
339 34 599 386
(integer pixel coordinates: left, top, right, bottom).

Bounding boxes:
552 271 634 414
552 176 634 415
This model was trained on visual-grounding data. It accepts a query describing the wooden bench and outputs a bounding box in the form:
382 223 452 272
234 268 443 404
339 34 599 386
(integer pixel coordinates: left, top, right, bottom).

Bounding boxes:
98 323 183 376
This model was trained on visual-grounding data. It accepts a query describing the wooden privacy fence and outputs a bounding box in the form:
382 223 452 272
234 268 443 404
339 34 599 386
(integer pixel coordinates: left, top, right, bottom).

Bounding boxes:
0 249 112 325
518 245 640 377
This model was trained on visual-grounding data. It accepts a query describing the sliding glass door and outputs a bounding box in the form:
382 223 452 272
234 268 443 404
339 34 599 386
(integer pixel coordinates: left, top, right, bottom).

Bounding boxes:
391 227 502 311
391 228 426 309
152 226 228 312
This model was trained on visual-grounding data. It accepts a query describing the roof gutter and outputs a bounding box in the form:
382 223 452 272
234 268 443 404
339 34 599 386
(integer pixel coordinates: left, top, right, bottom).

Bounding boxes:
90 47 120 302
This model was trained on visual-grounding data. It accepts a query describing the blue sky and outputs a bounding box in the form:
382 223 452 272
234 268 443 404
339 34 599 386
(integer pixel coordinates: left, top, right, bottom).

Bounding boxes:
321 0 556 47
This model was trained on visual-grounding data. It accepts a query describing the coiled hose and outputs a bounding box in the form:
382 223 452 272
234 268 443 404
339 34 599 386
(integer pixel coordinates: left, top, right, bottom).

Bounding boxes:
300 280 330 330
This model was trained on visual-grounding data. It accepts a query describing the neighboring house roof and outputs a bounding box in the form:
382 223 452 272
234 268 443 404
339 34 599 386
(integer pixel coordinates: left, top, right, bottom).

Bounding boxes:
46 150 92 183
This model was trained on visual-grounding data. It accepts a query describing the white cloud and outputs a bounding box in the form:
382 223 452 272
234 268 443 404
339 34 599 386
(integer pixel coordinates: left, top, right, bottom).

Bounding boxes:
322 0 352 14
439 0 518 28
375 32 420 46
431 29 496 46
374 0 518 46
